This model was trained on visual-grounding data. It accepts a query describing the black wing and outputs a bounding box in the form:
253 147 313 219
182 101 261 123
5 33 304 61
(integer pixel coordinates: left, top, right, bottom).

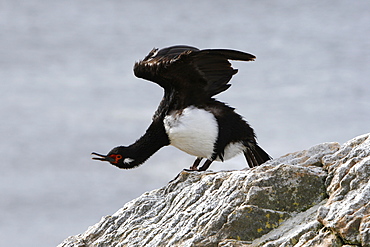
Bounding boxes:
133 45 255 99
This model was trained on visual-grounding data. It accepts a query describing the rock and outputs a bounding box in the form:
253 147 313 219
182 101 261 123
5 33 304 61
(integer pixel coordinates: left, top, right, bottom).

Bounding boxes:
58 133 370 247
318 133 370 246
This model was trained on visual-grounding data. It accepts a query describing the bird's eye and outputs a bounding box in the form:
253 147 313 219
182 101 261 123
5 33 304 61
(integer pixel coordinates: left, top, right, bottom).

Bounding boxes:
109 154 123 164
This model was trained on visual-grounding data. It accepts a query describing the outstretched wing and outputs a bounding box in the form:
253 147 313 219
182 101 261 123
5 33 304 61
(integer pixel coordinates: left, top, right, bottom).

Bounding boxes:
133 45 255 98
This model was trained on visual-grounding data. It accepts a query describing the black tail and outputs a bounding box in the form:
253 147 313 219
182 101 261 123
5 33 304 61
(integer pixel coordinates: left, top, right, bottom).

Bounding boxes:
243 142 272 168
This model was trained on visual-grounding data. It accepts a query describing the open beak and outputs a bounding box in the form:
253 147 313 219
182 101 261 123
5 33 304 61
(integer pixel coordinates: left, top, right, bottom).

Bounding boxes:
91 152 115 163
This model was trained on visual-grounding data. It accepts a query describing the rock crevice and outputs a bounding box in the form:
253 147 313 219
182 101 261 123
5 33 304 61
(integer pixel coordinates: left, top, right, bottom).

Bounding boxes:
59 133 370 247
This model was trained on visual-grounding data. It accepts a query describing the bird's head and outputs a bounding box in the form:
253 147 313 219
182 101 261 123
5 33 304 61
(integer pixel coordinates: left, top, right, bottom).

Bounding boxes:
91 146 136 169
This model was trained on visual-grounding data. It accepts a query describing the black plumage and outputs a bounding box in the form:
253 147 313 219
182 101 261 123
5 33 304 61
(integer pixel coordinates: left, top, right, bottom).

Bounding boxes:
92 45 271 171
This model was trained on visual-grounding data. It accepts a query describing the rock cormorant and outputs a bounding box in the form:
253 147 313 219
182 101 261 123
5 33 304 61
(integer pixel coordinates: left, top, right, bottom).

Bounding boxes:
92 45 271 171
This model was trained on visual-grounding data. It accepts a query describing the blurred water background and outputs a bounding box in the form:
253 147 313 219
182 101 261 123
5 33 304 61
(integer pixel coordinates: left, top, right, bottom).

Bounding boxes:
1 1 369 246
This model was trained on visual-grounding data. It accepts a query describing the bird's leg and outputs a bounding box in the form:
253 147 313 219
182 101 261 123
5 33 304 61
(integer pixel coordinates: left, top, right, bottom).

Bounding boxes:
198 159 213 171
189 157 202 170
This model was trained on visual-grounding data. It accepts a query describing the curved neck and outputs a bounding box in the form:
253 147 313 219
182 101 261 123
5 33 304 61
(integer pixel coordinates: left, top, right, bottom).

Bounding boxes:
118 119 170 168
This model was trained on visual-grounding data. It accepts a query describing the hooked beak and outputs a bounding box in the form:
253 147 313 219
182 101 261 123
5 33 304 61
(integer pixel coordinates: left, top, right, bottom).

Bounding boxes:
91 152 115 163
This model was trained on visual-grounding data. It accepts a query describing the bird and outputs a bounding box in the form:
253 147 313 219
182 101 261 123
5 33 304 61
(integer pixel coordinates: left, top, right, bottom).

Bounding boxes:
91 45 271 171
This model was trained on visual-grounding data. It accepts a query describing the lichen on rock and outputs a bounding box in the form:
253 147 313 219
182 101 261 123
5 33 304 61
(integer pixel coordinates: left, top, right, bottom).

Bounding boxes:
58 134 370 247
318 133 370 246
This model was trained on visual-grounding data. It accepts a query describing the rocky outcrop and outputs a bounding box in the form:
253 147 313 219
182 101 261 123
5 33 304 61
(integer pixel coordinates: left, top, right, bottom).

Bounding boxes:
58 133 370 247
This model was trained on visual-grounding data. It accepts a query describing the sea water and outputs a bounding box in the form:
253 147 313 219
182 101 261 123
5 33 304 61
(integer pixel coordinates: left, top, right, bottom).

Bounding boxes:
1 1 369 246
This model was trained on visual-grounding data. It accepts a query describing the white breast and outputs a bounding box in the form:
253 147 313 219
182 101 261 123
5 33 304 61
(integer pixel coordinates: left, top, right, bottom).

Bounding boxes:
163 106 218 159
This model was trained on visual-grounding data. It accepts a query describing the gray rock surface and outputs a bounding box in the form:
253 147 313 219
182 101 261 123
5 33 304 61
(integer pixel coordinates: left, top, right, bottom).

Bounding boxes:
58 133 370 247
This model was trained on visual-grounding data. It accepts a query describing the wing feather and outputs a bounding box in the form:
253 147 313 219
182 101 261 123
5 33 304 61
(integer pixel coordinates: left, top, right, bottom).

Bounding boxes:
133 45 255 98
